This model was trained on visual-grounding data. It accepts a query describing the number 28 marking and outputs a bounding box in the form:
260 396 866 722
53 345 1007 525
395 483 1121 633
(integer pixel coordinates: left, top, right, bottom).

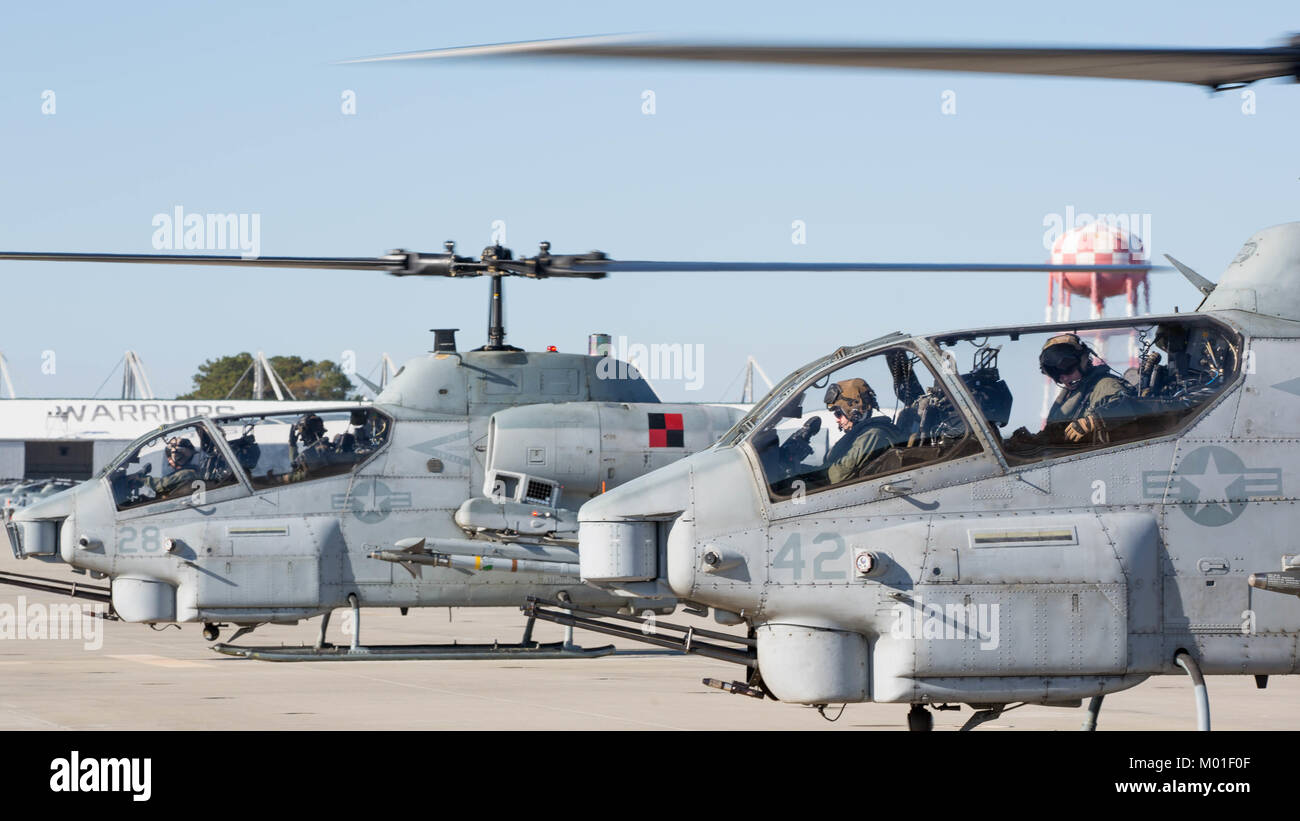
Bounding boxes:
119 526 162 554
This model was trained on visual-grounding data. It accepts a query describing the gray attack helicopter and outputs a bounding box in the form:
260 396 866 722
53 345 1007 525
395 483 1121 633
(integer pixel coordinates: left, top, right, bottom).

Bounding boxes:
0 244 754 659
380 34 1300 729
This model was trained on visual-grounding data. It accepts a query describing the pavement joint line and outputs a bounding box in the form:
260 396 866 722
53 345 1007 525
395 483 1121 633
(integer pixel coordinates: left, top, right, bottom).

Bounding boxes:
318 667 689 730
107 654 211 669
0 707 73 731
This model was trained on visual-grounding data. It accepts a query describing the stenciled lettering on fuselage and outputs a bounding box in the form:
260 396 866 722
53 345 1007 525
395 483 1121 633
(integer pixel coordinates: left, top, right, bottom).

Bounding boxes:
409 429 471 467
331 478 414 524
1142 444 1282 526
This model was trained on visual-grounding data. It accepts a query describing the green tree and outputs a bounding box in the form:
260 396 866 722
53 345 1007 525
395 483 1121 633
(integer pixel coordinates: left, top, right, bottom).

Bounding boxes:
268 355 354 400
180 353 354 400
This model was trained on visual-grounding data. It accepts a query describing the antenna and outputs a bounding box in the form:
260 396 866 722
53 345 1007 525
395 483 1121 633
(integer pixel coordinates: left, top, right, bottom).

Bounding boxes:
252 351 296 400
742 356 774 403
379 353 399 390
726 355 775 403
0 353 15 400
252 351 265 399
121 350 155 399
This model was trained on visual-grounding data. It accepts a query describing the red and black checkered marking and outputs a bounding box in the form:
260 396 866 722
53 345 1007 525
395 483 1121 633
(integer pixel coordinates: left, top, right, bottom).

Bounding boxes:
648 412 684 447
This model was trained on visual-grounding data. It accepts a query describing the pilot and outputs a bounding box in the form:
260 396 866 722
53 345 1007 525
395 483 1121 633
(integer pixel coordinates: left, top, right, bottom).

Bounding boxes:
142 437 201 499
347 408 389 455
1038 333 1139 443
820 378 906 485
287 413 335 480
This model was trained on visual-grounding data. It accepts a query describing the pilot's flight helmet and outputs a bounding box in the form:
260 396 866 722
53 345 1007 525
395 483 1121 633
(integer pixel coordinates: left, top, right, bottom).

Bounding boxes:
824 378 876 423
1039 333 1092 379
229 434 262 471
350 409 368 427
165 437 195 464
296 413 326 444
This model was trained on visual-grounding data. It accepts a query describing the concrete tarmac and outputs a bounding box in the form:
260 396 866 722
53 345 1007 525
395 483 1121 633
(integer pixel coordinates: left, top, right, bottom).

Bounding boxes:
1 571 1298 731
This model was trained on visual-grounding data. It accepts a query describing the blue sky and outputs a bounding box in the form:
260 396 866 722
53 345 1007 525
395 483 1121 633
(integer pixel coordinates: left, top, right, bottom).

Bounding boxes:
1 0 1296 400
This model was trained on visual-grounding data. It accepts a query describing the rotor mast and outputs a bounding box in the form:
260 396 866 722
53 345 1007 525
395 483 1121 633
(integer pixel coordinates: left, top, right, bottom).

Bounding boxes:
487 273 506 349
467 241 524 352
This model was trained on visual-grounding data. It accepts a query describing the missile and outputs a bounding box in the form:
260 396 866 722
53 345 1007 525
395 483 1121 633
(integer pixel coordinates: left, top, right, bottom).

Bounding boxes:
369 548 579 577
1248 571 1300 596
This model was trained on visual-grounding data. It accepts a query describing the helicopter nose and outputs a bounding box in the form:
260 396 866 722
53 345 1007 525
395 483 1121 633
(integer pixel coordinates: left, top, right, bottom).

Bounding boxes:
6 488 76 561
7 509 63 561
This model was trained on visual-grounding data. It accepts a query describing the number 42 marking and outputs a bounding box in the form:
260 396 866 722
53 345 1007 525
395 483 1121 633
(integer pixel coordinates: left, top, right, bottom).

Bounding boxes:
772 533 847 581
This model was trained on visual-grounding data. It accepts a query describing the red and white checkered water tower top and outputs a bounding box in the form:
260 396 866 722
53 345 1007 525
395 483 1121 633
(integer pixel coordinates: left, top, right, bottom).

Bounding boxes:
1047 220 1149 321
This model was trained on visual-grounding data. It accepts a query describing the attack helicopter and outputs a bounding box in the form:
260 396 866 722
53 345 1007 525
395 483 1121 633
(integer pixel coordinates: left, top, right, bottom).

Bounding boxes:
386 34 1300 729
1 244 746 659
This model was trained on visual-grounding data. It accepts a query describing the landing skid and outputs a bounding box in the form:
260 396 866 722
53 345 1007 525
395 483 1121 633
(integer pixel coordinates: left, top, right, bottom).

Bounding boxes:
210 640 615 661
210 597 614 662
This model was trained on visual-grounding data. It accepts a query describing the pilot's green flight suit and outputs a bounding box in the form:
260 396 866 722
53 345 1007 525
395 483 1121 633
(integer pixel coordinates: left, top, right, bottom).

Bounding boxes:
1046 367 1139 430
145 460 199 499
825 416 906 485
288 437 332 482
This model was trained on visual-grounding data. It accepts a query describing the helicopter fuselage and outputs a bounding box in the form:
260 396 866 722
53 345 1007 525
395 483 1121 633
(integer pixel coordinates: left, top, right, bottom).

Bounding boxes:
577 305 1300 706
7 348 743 629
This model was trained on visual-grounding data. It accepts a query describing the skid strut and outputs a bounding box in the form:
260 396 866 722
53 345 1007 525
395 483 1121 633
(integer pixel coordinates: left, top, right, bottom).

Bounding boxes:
523 596 757 667
210 639 615 661
211 601 616 661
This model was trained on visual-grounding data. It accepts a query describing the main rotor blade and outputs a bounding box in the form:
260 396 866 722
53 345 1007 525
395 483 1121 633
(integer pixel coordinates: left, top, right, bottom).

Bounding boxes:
0 252 403 271
0 251 1166 277
345 35 1300 89
571 261 1167 274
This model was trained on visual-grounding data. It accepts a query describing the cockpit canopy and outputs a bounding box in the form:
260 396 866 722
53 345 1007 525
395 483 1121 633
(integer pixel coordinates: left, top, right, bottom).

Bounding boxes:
739 315 1241 500
931 315 1240 465
106 407 392 510
750 341 982 498
210 407 391 489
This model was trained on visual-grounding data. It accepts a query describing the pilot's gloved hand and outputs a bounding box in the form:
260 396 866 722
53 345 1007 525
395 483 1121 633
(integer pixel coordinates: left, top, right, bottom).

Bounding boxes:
1006 426 1038 450
780 438 812 465
779 416 821 465
1064 414 1100 443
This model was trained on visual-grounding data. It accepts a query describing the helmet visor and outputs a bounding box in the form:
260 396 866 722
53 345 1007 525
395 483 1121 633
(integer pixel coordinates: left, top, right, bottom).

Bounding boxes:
1040 346 1082 379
